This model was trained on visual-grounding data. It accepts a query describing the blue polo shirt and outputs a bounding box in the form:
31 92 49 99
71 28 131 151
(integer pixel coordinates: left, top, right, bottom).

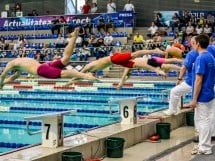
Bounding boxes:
207 45 215 58
183 50 199 86
192 51 215 102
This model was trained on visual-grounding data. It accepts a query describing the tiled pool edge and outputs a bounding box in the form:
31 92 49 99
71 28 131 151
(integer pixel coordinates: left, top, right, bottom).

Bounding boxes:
0 109 192 161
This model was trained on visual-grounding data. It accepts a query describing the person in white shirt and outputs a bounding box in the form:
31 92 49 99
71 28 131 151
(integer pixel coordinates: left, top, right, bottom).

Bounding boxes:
123 0 135 12
147 21 158 38
104 32 114 46
107 0 116 13
90 3 98 13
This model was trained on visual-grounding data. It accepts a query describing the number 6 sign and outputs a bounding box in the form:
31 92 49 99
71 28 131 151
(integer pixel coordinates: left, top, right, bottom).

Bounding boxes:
120 98 137 124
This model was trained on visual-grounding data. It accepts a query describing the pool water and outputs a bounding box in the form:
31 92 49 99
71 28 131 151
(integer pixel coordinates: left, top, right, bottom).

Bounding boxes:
0 82 192 154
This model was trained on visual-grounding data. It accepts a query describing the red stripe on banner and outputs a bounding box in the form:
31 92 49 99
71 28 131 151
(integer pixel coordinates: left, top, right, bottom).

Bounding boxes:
13 85 33 89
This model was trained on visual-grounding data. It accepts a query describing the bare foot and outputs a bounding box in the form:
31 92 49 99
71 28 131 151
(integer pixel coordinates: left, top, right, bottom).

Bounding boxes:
116 83 123 90
86 73 100 82
155 70 166 76
70 28 79 38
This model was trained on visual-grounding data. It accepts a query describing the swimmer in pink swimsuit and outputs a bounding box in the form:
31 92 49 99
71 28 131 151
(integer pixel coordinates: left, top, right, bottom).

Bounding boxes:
0 28 98 89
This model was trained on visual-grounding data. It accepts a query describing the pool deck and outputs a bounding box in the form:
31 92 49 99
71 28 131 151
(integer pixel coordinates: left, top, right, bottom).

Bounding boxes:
0 108 196 161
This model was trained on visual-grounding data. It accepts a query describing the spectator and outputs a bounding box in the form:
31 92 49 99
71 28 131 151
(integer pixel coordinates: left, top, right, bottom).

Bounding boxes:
13 34 27 50
95 36 106 59
0 36 9 50
59 16 67 34
207 13 215 32
132 32 145 52
75 36 83 48
154 12 165 27
97 16 106 32
203 24 212 37
170 12 180 32
185 21 194 36
198 15 205 26
78 26 87 47
123 0 135 12
173 32 182 44
56 34 65 48
105 16 115 32
81 0 91 14
79 45 91 61
107 0 116 13
195 24 203 35
83 17 93 34
104 32 114 46
90 3 98 13
147 21 158 38
51 16 60 35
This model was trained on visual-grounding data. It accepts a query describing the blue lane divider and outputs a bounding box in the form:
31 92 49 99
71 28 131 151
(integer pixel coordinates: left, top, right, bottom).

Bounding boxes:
0 119 99 128
0 97 107 103
10 107 118 114
19 89 170 95
0 142 29 148
10 106 151 115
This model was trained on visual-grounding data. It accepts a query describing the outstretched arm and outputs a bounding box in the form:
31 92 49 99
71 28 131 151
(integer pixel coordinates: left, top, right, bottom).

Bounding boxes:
116 68 131 90
131 48 166 59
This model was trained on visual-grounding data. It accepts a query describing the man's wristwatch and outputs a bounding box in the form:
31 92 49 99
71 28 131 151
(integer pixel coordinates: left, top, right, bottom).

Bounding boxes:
177 78 183 81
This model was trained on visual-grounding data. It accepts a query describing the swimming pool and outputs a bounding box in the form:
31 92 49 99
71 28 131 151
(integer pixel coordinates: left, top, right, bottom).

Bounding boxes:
0 81 192 154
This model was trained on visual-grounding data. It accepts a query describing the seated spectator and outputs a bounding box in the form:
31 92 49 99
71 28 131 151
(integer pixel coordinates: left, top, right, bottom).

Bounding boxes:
79 45 91 61
198 15 205 26
104 32 114 46
97 16 106 32
81 0 91 14
172 32 182 44
195 24 203 35
95 36 106 59
154 12 165 27
185 21 194 36
87 34 98 56
13 34 27 50
123 0 135 12
83 17 93 34
56 34 66 48
207 12 215 32
53 52 61 60
147 21 158 38
75 36 83 48
0 36 9 50
90 3 98 13
203 23 212 37
105 16 115 32
8 39 15 50
170 13 181 32
132 32 145 52
107 0 116 13
51 16 60 35
78 26 87 46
